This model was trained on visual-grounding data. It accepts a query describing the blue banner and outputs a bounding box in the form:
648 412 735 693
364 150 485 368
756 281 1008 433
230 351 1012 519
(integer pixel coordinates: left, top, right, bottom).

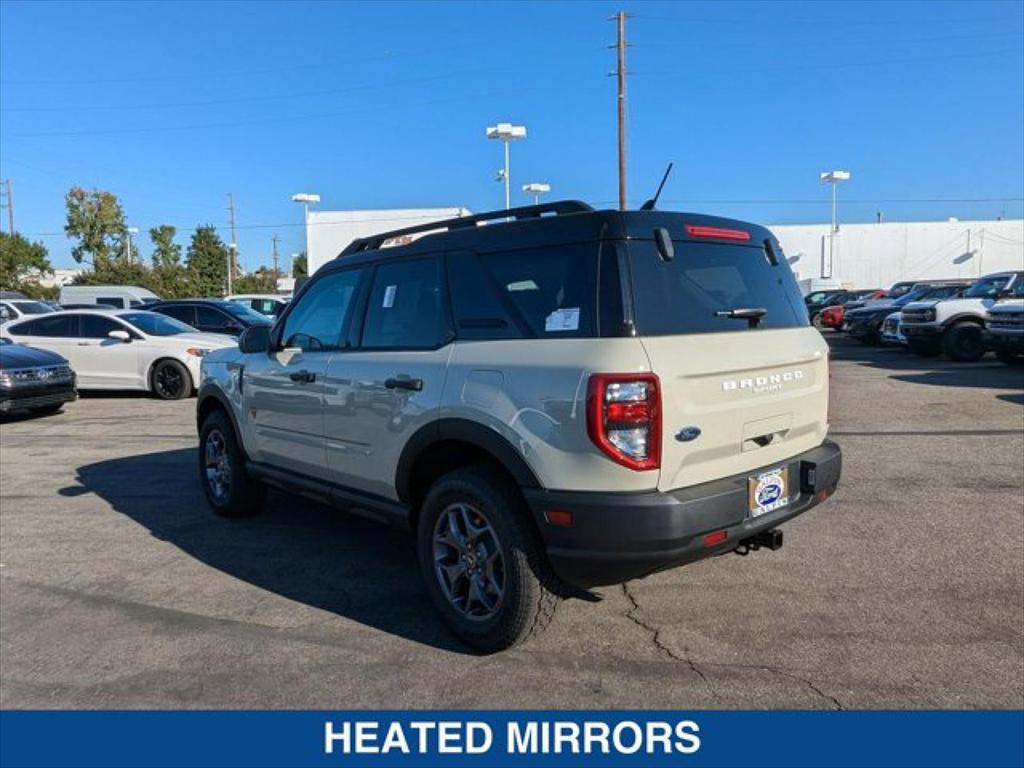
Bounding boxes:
1 710 1021 768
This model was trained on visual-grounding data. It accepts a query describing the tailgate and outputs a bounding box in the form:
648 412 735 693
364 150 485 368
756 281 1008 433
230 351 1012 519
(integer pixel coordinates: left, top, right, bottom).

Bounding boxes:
639 327 830 492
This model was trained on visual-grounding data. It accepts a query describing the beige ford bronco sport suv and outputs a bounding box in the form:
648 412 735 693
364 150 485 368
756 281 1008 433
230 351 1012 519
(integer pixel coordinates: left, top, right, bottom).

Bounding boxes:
196 201 842 652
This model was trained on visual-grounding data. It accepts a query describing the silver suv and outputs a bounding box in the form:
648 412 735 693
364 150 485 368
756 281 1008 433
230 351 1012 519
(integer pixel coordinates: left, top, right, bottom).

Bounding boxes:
196 201 842 652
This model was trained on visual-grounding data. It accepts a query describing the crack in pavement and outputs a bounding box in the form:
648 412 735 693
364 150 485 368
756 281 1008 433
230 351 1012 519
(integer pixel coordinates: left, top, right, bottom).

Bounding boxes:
620 583 713 695
619 583 844 710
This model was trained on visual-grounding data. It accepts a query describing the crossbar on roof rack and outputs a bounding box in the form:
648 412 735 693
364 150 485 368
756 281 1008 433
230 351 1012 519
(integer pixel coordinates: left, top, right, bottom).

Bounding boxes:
336 200 594 258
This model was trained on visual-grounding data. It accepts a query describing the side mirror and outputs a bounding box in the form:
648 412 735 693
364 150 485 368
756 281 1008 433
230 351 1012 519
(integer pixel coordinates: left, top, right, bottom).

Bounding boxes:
108 330 132 343
238 324 271 354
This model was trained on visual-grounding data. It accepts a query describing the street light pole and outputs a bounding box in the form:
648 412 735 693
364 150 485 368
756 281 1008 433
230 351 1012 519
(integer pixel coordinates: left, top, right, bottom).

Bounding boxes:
486 123 527 211
125 226 139 265
819 170 851 279
291 192 320 272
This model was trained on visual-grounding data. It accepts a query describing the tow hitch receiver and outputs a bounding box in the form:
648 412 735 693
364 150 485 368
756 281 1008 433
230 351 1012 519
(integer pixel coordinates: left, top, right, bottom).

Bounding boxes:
735 529 784 556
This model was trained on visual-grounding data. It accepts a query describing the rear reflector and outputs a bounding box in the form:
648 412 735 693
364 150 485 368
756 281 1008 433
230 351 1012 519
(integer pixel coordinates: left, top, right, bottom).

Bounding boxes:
685 224 752 241
544 509 573 527
703 530 728 547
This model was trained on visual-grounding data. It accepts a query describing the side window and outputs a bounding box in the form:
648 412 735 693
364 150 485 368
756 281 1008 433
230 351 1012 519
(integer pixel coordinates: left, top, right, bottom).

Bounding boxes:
81 315 127 339
196 306 232 330
476 244 597 338
362 257 446 349
10 314 78 337
0 303 12 321
98 297 126 308
447 252 520 340
157 305 195 326
281 269 362 351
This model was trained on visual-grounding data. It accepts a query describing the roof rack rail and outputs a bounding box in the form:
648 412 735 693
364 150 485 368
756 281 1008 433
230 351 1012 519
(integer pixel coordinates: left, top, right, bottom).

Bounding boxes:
337 199 595 258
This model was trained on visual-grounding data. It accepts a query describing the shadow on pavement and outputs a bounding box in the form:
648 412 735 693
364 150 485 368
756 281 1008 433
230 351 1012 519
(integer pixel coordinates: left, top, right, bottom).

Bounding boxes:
826 333 1024 391
60 447 470 654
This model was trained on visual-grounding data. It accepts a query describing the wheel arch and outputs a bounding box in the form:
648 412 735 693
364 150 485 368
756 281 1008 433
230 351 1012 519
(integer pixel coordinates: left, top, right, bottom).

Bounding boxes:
942 313 986 328
396 418 543 520
196 385 247 459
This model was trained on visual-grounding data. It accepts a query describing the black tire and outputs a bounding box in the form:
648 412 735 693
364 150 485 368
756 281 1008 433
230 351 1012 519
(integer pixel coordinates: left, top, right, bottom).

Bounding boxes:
907 338 941 357
198 408 264 517
996 350 1024 366
417 466 560 653
30 403 64 416
942 323 985 362
150 359 192 400
810 312 823 329
858 327 881 346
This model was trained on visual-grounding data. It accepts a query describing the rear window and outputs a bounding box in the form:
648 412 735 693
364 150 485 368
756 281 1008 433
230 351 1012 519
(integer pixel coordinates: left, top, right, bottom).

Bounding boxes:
628 240 808 335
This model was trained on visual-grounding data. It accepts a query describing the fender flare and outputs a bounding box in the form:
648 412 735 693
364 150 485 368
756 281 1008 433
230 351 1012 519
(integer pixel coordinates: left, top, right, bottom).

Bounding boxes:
394 418 542 503
196 384 247 458
942 313 986 328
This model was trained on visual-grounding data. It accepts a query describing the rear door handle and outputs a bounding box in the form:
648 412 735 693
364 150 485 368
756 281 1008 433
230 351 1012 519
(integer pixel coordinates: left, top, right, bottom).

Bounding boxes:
289 370 316 384
385 377 423 392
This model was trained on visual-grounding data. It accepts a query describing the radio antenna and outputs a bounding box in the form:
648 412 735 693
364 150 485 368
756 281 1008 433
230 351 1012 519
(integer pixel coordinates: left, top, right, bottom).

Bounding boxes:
640 162 673 211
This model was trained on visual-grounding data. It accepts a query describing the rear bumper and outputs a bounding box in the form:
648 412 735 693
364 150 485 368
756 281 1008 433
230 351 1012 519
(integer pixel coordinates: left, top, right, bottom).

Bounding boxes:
523 440 842 587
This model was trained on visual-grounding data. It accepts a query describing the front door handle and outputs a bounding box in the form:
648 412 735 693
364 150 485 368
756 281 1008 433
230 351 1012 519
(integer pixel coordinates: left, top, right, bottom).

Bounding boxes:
289 370 316 384
385 376 423 392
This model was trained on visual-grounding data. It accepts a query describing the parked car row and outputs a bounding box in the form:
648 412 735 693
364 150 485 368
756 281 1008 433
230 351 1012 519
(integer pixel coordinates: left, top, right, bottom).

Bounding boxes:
807 271 1024 365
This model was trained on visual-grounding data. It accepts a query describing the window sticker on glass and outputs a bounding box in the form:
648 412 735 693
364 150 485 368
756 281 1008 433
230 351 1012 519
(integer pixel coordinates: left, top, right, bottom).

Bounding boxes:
507 280 539 292
382 285 397 308
545 307 580 332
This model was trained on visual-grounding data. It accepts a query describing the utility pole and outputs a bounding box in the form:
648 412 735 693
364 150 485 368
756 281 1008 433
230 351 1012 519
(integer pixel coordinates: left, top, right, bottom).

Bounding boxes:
226 193 237 296
1 179 13 234
271 234 280 278
614 11 628 211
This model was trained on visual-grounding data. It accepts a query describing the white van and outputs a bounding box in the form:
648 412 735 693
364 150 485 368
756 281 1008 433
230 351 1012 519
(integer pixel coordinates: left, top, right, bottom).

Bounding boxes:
59 285 160 309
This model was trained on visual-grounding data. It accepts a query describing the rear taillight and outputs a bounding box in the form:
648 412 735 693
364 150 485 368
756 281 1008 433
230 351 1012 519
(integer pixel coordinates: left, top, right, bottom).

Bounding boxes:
587 373 661 471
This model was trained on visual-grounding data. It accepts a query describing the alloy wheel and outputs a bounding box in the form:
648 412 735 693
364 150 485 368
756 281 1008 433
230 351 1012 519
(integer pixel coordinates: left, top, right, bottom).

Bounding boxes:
204 429 232 503
155 364 184 398
432 502 506 621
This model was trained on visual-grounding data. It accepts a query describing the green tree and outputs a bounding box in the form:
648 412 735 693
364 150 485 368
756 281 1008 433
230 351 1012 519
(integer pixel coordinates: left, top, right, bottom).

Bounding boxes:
233 266 278 295
64 187 128 270
186 225 228 297
149 225 181 267
291 253 307 278
0 232 52 293
147 224 190 298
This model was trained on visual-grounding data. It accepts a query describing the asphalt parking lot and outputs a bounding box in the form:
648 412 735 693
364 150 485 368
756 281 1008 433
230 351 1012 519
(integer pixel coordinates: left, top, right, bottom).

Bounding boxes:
1 335 1022 710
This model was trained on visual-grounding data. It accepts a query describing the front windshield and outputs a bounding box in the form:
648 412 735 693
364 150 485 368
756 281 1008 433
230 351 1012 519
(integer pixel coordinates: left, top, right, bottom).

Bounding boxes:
894 289 929 307
222 301 271 323
965 275 1011 299
119 311 196 336
13 301 54 315
1009 279 1024 298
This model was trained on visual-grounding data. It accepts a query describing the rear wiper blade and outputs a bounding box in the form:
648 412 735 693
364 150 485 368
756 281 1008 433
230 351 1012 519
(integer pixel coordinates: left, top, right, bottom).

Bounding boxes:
714 307 767 328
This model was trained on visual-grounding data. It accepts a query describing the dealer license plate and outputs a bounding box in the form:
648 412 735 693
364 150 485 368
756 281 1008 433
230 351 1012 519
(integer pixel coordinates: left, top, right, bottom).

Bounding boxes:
748 467 789 518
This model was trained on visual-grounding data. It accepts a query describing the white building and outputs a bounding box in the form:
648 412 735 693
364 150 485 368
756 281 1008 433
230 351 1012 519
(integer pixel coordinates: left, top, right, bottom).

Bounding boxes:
307 207 471 275
305 207 1024 292
769 219 1024 292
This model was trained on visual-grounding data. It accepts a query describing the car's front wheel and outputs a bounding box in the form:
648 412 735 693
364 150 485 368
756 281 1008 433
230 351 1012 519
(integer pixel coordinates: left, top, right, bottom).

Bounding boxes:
151 359 192 400
942 323 986 362
417 466 560 653
198 409 264 517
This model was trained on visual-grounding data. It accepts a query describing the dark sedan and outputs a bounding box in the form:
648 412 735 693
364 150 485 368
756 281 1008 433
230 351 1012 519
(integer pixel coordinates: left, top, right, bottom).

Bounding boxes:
146 299 273 338
842 283 969 345
0 338 77 416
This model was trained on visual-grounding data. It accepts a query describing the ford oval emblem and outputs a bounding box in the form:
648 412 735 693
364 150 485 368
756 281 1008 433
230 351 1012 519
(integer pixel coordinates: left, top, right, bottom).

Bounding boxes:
675 426 702 442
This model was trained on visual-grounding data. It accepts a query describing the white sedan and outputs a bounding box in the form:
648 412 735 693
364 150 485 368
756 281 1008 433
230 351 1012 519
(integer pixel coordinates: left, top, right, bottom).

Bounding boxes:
0 309 235 399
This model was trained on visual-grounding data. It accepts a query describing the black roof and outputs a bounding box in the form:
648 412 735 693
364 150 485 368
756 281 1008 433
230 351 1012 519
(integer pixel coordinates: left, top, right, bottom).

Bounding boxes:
327 200 778 272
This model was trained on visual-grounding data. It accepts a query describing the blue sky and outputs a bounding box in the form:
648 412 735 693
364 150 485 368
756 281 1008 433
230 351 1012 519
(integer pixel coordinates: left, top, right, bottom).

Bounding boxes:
1 0 1022 271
